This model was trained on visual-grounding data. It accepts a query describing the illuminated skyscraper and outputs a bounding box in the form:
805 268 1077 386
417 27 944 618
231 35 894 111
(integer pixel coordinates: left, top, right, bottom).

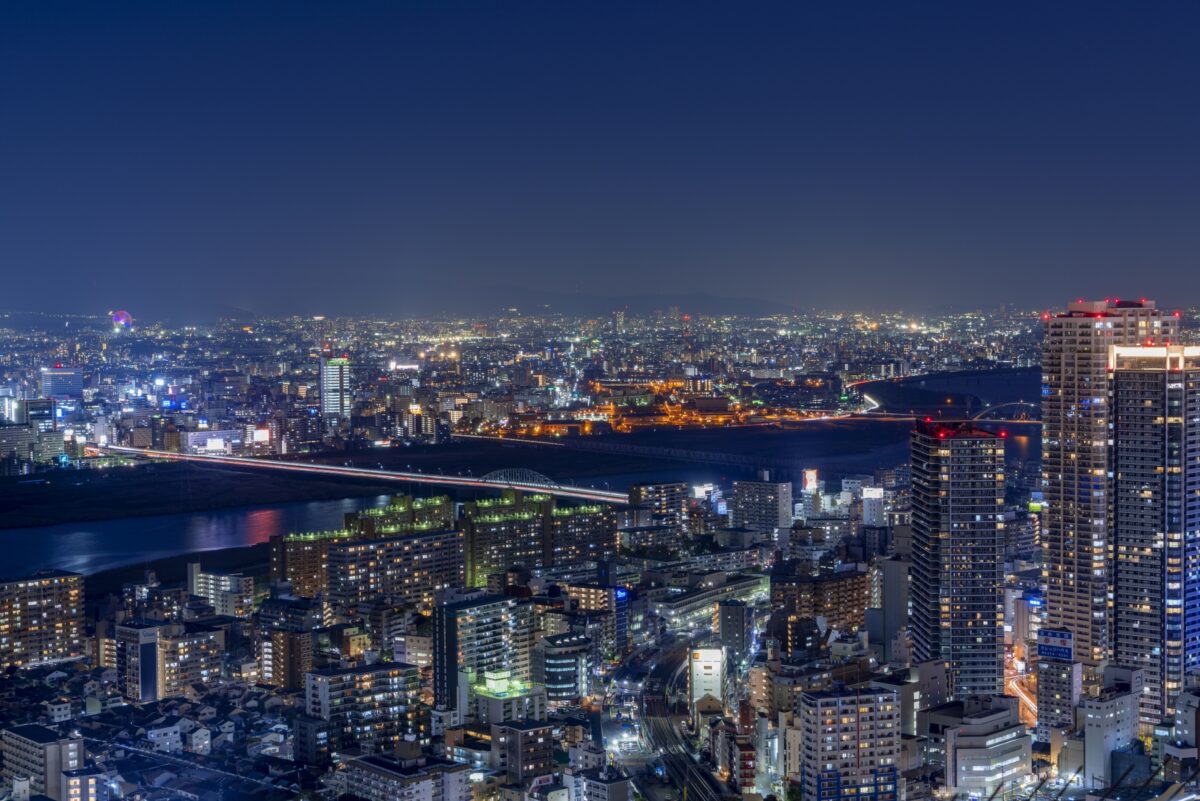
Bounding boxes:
910 420 1005 697
319 355 352 421
1110 344 1200 723
1042 298 1175 665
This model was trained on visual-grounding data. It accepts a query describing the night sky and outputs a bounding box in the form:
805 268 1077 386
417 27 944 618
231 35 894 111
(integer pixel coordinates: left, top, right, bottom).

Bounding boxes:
4 3 1200 319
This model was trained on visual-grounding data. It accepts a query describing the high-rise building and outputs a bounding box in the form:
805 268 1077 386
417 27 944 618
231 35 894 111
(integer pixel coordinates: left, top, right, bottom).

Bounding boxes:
115 620 162 702
0 569 84 670
548 504 619 568
0 724 85 801
730 477 793 539
785 689 899 801
432 593 533 715
910 420 1005 698
718 600 753 666
1110 344 1200 722
20 398 57 433
319 356 352 420
1035 628 1081 745
305 662 423 754
461 492 552 586
258 628 313 690
156 623 224 698
269 528 353 597
39 365 83 400
1042 298 1175 665
628 482 689 530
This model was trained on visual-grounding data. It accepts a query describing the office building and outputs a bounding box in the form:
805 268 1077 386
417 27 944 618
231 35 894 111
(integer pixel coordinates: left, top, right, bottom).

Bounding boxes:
320 355 352 420
910 420 1005 697
1042 298 1175 664
533 632 592 708
1079 666 1144 788
39 366 83 400
940 697 1031 798
305 662 422 754
187 562 255 617
688 647 726 717
785 689 899 801
1035 628 1081 745
432 593 534 714
0 725 85 801
1110 345 1200 722
0 569 84 670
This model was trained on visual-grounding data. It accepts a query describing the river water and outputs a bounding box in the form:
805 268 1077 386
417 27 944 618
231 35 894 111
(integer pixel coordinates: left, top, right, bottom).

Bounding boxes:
3 367 1043 577
1 495 391 577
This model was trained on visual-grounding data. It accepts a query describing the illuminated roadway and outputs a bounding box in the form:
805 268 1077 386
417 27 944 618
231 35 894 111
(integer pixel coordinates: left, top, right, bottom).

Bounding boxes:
90 445 630 504
1007 673 1037 727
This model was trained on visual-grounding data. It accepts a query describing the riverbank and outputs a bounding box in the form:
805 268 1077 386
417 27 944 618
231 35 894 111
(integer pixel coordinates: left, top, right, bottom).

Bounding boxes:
81 542 269 599
0 461 395 530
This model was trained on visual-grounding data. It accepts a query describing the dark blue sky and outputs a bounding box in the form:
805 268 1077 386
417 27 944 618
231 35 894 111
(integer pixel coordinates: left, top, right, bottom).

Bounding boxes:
3 2 1199 318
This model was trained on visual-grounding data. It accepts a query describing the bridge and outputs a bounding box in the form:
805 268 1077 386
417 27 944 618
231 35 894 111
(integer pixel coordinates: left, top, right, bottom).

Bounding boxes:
970 401 1040 421
91 445 630 504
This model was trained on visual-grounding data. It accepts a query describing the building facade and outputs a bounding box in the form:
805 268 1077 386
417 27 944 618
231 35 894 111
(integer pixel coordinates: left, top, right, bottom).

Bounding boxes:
910 420 1005 697
1042 298 1175 665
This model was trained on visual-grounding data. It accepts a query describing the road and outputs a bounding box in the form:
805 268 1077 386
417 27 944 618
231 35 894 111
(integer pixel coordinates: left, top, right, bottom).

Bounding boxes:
90 444 629 504
1007 673 1037 727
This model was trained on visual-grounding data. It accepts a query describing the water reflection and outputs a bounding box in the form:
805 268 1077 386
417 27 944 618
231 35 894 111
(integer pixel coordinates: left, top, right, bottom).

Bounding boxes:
2 496 391 578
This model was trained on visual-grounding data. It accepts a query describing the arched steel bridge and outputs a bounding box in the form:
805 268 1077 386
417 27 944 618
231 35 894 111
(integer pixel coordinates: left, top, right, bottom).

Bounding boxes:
91 445 628 504
970 401 1041 421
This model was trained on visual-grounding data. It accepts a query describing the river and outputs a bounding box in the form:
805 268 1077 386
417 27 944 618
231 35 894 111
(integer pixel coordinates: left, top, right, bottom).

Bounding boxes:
4 367 1043 578
1 495 391 577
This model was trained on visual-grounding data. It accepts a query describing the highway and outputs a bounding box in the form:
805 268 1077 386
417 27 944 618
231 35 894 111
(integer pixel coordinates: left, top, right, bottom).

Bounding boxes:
90 444 630 504
640 642 731 801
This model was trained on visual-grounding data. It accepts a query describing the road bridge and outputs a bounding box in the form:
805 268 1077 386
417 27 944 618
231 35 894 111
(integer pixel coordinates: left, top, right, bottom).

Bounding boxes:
90 445 629 504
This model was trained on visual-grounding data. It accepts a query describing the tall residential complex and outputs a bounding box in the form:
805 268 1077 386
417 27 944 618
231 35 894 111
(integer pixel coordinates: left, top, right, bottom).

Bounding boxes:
910 420 1005 697
1042 298 1175 664
305 662 422 754
0 569 84 670
730 477 793 539
1110 344 1200 723
432 593 534 715
785 689 900 801
461 491 617 586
